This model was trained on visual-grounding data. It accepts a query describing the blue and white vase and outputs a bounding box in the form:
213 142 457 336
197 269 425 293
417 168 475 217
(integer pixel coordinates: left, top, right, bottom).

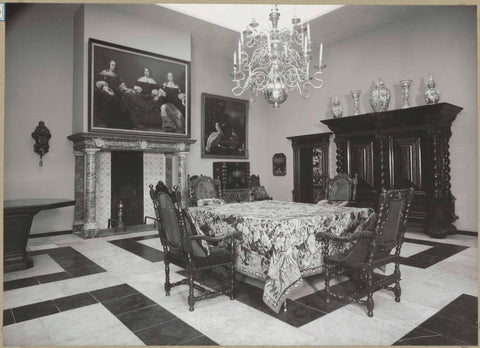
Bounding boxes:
369 78 391 112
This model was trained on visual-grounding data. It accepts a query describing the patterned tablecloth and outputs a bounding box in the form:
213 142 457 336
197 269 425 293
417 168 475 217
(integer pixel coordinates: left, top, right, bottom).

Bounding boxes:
188 200 373 313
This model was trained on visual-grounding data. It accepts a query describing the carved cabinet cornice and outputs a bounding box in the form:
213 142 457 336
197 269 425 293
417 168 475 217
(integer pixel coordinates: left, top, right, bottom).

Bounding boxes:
321 103 462 238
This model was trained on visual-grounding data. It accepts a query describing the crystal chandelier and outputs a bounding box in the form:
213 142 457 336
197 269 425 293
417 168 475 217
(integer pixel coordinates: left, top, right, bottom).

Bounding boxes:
231 5 326 110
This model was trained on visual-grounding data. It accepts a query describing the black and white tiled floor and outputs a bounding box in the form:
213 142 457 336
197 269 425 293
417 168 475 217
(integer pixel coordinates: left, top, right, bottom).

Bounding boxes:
3 228 477 345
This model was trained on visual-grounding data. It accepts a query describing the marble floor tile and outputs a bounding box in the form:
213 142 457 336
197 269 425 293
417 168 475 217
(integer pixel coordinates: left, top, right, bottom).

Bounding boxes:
26 237 55 247
423 267 478 296
399 278 465 310
400 242 433 257
2 318 54 346
342 291 438 330
104 231 156 241
54 240 87 247
49 234 85 243
56 323 145 346
137 238 163 250
405 231 477 248
174 298 317 345
300 305 410 345
3 254 65 281
27 243 59 251
98 258 162 279
3 282 66 309
53 272 124 296
40 303 122 344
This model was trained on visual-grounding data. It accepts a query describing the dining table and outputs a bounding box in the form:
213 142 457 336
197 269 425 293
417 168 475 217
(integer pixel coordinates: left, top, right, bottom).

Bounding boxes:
187 200 373 313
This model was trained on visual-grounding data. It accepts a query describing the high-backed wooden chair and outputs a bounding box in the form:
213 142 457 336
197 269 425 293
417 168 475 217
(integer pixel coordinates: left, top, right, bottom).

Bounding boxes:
319 187 415 317
317 173 358 207
250 174 272 201
150 181 241 311
188 175 222 206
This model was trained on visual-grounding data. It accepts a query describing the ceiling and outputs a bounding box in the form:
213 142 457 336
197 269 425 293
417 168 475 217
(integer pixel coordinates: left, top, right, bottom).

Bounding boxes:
157 4 343 32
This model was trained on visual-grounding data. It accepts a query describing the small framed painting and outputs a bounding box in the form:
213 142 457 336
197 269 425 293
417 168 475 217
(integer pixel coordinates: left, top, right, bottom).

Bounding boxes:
273 153 286 176
88 38 190 137
201 93 249 159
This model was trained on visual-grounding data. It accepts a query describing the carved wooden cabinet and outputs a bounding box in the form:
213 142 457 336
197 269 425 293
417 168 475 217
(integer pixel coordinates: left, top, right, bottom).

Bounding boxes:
322 103 462 238
287 132 331 203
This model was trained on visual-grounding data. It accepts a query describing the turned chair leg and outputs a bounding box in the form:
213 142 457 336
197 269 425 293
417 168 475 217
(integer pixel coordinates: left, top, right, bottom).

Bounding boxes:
324 264 331 304
365 270 374 317
394 263 402 302
188 272 195 312
230 262 235 300
164 261 171 296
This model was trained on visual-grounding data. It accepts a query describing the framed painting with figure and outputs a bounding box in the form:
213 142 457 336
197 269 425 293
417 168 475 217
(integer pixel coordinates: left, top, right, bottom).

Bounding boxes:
88 38 190 137
201 93 248 159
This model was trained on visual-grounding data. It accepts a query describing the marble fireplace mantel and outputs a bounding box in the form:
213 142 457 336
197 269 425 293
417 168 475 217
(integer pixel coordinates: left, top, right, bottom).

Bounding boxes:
68 132 196 238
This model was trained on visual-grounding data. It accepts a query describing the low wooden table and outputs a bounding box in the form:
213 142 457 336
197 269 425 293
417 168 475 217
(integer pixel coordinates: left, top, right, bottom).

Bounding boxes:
4 199 75 273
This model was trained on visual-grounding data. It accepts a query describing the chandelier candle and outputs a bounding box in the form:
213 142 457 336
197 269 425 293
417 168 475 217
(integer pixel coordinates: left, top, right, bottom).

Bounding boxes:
231 5 326 110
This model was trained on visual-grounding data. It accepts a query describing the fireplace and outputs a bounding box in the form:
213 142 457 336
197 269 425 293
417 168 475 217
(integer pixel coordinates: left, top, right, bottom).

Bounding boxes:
68 132 195 238
111 151 144 226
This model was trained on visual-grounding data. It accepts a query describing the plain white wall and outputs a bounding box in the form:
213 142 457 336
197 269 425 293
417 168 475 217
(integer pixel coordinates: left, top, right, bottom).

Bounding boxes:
4 4 78 233
264 6 477 232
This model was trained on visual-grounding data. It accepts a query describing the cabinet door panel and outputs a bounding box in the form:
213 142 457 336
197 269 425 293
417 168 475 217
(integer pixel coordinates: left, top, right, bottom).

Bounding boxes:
390 136 422 190
348 139 375 190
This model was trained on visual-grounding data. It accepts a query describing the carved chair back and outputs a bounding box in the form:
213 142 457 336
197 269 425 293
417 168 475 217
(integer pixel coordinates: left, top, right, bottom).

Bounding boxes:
250 174 261 187
150 182 191 256
326 173 358 202
188 175 222 206
367 187 415 262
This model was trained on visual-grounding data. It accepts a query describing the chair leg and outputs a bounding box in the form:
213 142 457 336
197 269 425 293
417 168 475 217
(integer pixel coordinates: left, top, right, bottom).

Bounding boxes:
164 261 171 296
230 262 235 300
394 262 401 302
324 264 331 304
365 270 374 317
188 272 195 312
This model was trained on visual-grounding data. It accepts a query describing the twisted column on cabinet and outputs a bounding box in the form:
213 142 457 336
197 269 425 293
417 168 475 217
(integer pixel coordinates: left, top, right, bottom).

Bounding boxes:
442 128 453 197
375 131 388 190
334 135 346 174
430 128 442 199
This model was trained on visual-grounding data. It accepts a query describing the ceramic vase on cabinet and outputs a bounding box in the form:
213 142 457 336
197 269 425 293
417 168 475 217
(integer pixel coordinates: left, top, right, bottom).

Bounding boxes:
399 79 412 109
424 73 440 104
350 90 361 115
331 95 343 118
369 78 391 112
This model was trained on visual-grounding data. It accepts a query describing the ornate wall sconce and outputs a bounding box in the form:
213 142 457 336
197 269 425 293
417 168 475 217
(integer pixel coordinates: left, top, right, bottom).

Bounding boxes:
31 121 51 166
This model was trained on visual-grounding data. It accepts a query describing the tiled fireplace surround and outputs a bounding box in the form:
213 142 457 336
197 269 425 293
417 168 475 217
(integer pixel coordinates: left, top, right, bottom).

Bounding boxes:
68 132 195 238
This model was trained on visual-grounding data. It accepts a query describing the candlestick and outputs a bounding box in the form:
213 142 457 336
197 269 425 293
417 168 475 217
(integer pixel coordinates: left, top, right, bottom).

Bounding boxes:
267 33 271 54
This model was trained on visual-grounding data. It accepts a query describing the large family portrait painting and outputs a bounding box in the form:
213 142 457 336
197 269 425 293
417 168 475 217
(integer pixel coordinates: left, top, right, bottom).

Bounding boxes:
201 93 249 159
89 38 190 137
